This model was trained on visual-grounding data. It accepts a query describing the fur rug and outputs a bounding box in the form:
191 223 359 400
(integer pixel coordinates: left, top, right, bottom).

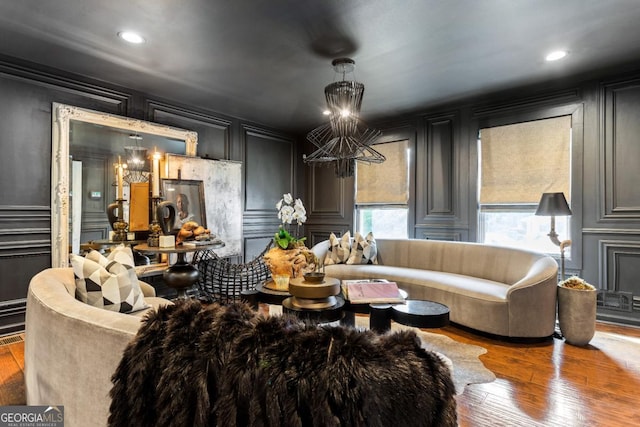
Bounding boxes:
109 300 457 427
353 316 496 394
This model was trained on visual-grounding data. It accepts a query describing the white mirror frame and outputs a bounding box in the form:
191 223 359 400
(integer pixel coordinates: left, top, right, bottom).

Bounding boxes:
51 103 198 268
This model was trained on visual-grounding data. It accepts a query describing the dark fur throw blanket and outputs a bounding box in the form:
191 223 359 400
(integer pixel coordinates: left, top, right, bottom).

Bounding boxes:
109 300 456 427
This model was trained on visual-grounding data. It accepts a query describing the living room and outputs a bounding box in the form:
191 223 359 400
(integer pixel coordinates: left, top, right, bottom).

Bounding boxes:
1 1 640 426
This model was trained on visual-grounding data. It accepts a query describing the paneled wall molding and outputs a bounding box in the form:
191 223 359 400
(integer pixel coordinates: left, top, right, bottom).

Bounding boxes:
242 220 282 233
0 227 49 236
307 225 351 248
598 239 640 293
241 123 294 141
0 56 131 114
599 77 640 221
241 121 299 262
146 100 233 160
417 112 460 222
416 228 465 242
0 240 51 258
373 119 417 143
0 205 50 211
0 299 26 336
471 88 582 120
583 228 640 235
0 206 50 224
308 168 346 218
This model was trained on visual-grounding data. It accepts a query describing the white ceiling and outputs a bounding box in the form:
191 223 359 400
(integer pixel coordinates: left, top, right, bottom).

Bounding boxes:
1 0 640 133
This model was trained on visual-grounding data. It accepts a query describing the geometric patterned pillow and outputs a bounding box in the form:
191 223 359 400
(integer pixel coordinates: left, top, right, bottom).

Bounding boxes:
324 231 351 265
70 246 149 313
347 231 378 265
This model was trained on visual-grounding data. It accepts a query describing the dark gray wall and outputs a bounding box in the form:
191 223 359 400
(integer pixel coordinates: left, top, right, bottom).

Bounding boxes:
4 52 640 332
0 56 301 335
305 69 640 327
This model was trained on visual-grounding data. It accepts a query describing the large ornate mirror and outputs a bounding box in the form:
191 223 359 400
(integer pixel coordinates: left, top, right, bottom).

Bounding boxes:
51 103 198 268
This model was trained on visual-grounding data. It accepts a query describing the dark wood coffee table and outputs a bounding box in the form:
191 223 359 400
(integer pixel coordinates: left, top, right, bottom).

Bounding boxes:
391 300 450 328
357 299 450 333
341 289 409 327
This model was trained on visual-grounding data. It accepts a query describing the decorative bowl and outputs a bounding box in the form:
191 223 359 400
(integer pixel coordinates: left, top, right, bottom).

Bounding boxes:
289 277 340 299
303 272 325 283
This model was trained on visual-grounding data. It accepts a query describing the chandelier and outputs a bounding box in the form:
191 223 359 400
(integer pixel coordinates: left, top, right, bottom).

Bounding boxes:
124 134 149 183
304 58 384 178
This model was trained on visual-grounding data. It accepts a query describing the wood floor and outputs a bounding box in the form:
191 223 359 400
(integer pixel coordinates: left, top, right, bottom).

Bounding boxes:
2 323 639 426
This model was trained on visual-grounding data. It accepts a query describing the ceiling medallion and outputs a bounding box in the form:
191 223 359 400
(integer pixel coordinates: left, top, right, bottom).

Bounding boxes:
304 58 384 178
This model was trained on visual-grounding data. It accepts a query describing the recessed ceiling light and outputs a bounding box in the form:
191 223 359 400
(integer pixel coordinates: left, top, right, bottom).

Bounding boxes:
545 50 567 61
118 31 145 44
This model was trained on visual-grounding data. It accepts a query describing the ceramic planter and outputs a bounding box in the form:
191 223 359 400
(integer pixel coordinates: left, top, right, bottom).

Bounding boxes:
557 285 597 346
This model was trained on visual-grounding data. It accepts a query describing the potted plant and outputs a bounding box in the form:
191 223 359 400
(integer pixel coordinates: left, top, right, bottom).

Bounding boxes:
262 193 315 290
557 276 597 346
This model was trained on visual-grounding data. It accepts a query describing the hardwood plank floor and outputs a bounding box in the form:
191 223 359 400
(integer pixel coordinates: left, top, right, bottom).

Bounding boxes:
1 323 639 426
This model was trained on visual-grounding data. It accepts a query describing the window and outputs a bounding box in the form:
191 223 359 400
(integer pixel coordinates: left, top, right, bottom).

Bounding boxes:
355 140 410 238
478 116 572 255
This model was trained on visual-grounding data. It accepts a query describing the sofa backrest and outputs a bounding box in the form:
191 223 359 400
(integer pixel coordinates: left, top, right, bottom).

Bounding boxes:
312 238 555 285
25 268 156 427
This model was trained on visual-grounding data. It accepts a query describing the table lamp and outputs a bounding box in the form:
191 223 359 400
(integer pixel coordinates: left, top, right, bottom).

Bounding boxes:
535 192 572 280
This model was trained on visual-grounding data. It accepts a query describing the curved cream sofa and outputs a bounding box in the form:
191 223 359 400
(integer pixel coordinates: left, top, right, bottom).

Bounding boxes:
25 268 172 427
312 238 558 339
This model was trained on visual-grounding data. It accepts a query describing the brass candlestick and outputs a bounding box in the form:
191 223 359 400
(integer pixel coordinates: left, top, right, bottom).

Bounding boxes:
147 196 163 247
107 199 128 241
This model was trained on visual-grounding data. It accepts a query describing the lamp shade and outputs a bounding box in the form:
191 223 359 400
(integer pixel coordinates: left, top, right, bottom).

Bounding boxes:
535 192 572 216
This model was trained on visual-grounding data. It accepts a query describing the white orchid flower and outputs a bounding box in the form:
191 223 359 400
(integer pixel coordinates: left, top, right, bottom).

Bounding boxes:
283 193 293 204
279 205 295 224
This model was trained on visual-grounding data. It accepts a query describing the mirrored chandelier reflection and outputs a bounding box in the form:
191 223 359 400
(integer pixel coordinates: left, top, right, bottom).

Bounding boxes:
124 134 149 183
304 58 384 178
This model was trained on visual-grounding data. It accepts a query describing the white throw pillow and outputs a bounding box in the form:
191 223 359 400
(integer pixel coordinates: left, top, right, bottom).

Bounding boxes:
71 246 149 313
347 232 378 265
324 231 351 265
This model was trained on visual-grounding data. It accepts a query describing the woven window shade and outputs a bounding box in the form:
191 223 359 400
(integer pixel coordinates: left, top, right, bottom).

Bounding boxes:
480 116 571 204
356 140 409 204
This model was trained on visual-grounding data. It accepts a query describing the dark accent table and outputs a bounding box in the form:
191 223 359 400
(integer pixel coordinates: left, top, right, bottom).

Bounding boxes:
341 289 409 327
346 299 450 333
282 296 345 324
392 300 450 328
255 281 291 305
134 242 224 299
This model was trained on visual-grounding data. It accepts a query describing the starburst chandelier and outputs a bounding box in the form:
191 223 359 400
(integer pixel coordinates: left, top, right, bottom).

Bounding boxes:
304 58 384 178
123 134 149 183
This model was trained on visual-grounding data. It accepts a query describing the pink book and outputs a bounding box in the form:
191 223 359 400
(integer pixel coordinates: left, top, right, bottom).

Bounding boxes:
343 280 405 304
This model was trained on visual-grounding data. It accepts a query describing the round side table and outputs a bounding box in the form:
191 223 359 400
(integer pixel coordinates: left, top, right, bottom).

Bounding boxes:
282 296 345 324
392 300 450 328
134 242 223 299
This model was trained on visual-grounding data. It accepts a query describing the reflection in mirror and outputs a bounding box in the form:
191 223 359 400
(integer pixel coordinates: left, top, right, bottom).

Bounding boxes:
52 103 197 268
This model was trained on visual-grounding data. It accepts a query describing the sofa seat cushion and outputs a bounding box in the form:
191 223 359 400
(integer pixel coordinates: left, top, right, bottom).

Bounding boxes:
324 264 510 302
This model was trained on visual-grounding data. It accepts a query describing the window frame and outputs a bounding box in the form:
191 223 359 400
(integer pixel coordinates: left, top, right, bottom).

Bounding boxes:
478 203 572 258
471 103 583 272
354 204 410 239
353 132 415 238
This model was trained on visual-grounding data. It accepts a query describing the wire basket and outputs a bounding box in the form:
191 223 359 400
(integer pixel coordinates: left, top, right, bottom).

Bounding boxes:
192 242 272 304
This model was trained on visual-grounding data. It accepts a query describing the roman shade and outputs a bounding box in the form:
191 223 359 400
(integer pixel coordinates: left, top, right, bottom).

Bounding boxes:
480 116 571 204
356 140 410 204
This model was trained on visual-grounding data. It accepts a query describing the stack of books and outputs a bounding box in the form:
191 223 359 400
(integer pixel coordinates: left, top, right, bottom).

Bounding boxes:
341 279 405 304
